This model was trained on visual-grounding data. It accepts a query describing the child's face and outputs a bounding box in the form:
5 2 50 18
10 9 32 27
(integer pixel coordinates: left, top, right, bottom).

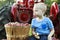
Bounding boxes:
33 8 44 17
33 3 47 17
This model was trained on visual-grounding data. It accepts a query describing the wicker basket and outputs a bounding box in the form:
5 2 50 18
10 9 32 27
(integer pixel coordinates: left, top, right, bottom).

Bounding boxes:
4 23 30 40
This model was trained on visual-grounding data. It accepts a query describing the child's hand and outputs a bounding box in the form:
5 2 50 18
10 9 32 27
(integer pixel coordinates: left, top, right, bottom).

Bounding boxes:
34 34 40 39
48 28 54 40
32 32 40 39
48 35 52 40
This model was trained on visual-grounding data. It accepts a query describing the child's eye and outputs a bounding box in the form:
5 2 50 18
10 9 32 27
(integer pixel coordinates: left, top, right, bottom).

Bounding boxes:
35 10 38 12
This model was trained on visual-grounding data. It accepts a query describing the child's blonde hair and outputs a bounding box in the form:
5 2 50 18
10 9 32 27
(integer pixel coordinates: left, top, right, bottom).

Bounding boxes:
33 3 47 13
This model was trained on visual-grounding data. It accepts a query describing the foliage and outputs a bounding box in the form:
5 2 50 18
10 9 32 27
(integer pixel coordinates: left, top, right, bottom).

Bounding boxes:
0 0 14 7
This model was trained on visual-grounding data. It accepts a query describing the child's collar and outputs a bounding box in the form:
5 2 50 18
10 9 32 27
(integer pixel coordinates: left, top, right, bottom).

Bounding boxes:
36 16 44 22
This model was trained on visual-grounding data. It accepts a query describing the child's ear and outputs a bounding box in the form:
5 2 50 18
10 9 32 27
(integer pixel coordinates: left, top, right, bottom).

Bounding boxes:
45 4 47 11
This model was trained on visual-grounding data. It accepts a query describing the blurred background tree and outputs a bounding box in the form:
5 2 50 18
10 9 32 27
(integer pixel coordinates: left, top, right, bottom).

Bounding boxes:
45 0 60 7
0 0 60 7
0 0 15 7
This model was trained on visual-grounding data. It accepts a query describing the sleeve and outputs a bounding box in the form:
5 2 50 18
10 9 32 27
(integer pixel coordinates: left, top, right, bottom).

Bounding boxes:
47 18 54 30
31 19 35 28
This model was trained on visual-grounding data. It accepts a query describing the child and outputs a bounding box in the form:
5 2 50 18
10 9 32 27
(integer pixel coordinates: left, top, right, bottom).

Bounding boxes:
31 2 55 40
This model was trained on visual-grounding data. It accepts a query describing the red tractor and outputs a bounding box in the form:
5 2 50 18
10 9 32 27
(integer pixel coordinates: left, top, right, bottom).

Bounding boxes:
49 2 60 38
11 0 44 23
